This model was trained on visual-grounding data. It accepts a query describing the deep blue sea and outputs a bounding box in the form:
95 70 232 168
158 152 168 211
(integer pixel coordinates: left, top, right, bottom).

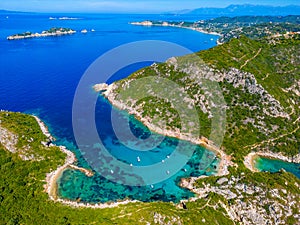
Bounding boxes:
0 12 218 140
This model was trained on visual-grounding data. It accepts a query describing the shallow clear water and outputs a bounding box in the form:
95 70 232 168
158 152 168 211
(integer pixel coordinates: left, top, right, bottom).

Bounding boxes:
58 95 220 203
58 144 219 203
255 156 300 179
0 12 221 203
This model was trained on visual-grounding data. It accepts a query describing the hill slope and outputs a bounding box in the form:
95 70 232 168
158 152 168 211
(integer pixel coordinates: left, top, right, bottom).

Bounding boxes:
187 4 300 16
104 35 300 162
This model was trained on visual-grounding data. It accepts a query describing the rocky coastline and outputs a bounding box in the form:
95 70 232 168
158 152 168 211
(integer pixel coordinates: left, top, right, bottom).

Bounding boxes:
179 172 300 224
94 83 235 177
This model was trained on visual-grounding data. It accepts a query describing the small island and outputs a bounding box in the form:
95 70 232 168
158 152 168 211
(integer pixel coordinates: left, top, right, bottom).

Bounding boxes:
7 27 76 40
49 17 82 20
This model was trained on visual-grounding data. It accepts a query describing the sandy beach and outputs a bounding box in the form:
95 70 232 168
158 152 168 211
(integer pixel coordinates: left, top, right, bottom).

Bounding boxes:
34 115 141 208
130 21 222 43
157 24 222 37
244 151 300 172
244 152 260 172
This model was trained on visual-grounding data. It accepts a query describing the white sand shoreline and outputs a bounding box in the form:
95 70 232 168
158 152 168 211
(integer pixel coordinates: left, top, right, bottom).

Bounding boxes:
33 115 139 208
244 151 300 172
157 24 222 37
130 21 222 43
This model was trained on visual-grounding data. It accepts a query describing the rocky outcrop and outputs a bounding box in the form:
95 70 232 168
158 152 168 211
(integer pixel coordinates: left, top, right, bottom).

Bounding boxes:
181 174 300 225
93 83 109 92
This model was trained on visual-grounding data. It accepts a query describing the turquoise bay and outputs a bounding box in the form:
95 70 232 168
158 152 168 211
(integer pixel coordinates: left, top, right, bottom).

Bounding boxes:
255 156 300 179
57 95 220 203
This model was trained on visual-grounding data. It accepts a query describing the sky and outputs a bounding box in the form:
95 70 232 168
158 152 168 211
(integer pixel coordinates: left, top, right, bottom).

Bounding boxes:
1 0 300 13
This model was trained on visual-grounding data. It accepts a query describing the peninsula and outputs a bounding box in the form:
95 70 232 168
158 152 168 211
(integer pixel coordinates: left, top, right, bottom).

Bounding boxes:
7 27 76 40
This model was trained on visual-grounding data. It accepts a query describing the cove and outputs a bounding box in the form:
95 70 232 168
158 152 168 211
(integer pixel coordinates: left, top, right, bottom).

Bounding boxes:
57 95 220 203
254 156 300 179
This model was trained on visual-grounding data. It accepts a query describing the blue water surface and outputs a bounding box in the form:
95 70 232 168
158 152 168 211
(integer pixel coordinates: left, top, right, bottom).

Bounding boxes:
255 156 300 179
0 12 220 203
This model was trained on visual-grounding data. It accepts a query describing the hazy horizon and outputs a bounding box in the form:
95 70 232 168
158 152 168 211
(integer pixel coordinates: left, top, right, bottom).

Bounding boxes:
1 0 300 13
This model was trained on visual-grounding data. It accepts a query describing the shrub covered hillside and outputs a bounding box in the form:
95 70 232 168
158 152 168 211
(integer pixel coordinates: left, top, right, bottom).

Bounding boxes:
110 34 300 163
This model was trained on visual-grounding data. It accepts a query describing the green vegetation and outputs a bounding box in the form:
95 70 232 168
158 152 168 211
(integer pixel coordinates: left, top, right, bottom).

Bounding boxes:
12 31 32 37
103 32 300 223
112 35 300 163
3 112 295 224
0 112 64 161
148 15 300 43
199 35 300 158
45 27 75 34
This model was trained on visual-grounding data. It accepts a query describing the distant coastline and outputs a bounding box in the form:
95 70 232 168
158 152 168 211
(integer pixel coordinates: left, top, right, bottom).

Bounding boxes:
130 16 300 45
130 21 222 43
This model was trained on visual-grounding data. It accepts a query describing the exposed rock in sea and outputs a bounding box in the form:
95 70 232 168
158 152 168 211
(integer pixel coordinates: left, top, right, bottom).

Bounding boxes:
93 83 109 92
